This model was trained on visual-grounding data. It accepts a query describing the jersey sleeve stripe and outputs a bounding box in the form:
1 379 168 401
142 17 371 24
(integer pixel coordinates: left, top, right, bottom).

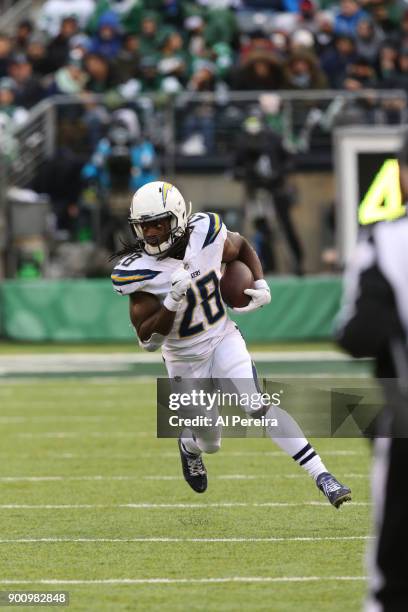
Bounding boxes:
202 213 222 248
111 269 161 286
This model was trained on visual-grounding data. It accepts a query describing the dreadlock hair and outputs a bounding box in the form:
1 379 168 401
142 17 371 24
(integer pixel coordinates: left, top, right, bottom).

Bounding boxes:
109 226 193 263
109 238 144 263
157 226 192 260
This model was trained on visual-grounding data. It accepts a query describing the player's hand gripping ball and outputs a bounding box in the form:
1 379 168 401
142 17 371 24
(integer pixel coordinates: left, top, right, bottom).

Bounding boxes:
220 261 254 308
220 261 271 313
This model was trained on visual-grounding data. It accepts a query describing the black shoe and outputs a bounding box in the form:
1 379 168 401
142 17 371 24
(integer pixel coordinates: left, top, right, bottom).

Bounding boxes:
178 439 207 493
316 472 352 509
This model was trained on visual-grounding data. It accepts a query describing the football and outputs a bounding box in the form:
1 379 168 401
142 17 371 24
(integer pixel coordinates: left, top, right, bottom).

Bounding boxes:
220 260 254 308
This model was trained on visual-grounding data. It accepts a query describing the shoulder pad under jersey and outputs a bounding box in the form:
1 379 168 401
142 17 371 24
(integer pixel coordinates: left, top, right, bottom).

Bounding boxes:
111 254 162 295
188 212 226 250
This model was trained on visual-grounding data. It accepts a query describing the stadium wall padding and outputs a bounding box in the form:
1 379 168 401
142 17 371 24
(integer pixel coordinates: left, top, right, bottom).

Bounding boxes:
0 276 343 342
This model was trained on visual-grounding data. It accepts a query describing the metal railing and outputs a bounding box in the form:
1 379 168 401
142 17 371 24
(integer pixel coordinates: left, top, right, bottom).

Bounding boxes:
174 89 408 159
5 88 406 183
1 86 406 211
0 88 406 276
0 0 13 12
0 0 33 33
7 100 56 187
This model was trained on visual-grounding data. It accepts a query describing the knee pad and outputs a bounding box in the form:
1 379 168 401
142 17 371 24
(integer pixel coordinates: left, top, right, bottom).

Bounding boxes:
197 439 221 454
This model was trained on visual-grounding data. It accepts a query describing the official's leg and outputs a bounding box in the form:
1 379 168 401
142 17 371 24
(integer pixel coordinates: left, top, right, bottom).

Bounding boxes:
366 437 408 611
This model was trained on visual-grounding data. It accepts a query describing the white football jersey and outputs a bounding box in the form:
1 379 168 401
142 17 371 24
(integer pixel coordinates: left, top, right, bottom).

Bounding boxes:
111 213 230 358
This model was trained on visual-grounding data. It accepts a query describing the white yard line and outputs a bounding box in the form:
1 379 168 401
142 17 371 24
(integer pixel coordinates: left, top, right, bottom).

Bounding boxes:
0 377 155 386
0 536 371 544
0 476 135 482
0 473 367 482
9 431 375 446
0 576 366 585
0 366 135 374
0 501 371 509
16 432 151 438
0 351 359 365
0 450 366 459
0 416 120 423
146 473 367 481
213 450 365 457
0 401 145 407
0 351 370 376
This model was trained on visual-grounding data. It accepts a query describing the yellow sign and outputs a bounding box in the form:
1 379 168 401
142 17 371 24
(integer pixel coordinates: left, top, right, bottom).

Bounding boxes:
359 159 406 225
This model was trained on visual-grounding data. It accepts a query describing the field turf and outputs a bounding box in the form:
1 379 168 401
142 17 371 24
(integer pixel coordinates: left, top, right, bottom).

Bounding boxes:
0 341 341 354
0 374 371 611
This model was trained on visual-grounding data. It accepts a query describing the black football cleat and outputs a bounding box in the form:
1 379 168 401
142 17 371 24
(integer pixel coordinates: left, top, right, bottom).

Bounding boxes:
316 472 352 509
178 439 207 493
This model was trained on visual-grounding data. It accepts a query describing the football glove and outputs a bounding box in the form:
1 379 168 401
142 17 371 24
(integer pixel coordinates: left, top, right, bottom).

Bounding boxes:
232 279 271 314
164 267 191 311
138 332 165 352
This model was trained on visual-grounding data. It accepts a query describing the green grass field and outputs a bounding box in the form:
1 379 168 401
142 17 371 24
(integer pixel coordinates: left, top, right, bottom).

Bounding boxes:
0 368 371 612
0 341 342 354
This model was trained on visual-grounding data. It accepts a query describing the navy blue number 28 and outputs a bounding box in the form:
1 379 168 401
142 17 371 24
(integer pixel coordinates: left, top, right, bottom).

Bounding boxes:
179 271 225 338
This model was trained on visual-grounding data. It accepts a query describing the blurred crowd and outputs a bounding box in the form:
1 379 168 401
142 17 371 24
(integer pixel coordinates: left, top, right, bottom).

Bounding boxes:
2 0 408 278
2 0 408 122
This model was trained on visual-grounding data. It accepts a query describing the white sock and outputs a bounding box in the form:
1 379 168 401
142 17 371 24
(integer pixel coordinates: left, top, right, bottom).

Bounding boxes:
180 428 201 456
291 442 327 480
264 406 327 480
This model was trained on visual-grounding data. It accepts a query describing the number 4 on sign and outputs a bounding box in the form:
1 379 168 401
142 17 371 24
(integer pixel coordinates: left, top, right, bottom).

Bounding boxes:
359 159 406 225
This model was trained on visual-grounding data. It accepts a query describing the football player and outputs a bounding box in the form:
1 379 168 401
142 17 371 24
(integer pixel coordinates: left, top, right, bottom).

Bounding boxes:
111 181 351 508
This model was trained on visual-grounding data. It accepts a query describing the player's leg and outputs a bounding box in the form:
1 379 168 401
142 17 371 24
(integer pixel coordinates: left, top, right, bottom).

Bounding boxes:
211 323 325 470
166 357 222 455
211 323 351 507
165 356 221 493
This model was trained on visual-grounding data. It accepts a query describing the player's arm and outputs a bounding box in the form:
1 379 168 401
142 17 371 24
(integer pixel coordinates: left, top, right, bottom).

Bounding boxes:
222 231 271 312
129 292 176 343
129 267 191 350
222 231 263 279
